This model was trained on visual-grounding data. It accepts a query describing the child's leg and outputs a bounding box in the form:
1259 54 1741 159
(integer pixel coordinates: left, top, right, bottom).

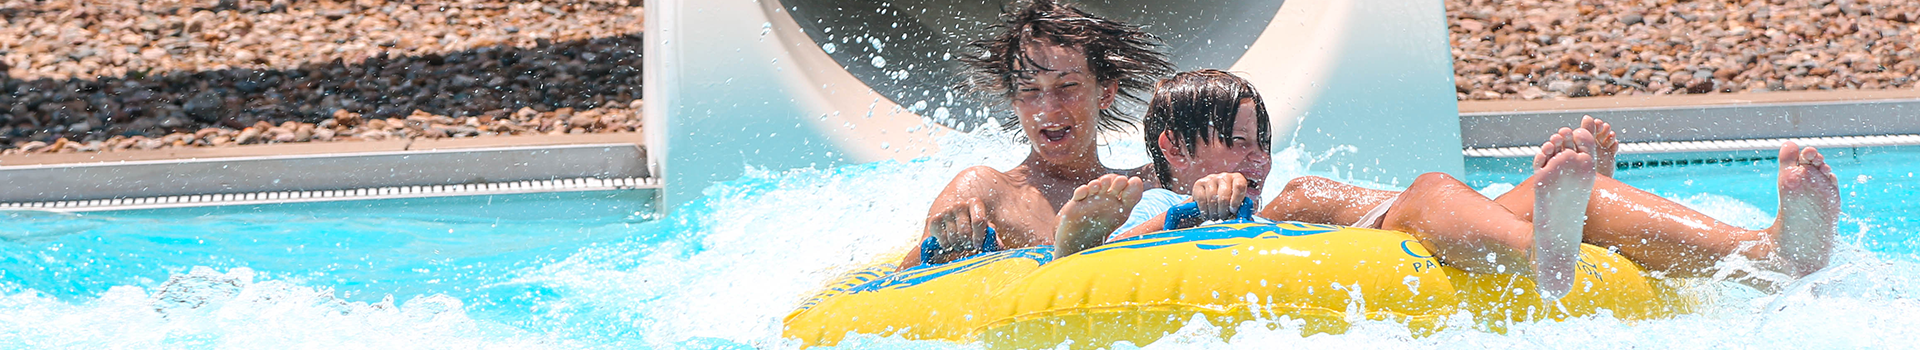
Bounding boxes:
1496 133 1840 288
1376 173 1533 273
1258 176 1397 226
1378 135 1595 299
1496 174 1764 277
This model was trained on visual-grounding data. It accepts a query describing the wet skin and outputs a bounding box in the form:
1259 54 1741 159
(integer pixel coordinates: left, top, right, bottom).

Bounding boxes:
1261 117 1841 291
1058 102 1599 300
1055 100 1268 257
900 42 1136 269
1251 129 1602 299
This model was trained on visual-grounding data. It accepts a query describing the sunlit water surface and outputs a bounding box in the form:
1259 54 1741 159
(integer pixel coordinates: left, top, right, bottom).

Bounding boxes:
2 133 1916 349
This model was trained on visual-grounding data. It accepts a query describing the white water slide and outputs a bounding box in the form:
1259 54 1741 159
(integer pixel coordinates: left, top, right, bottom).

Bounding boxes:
644 0 1462 209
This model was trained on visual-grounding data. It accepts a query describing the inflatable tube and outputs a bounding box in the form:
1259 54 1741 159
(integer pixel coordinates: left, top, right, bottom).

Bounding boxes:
978 221 1456 348
784 221 1693 348
783 247 1054 347
1445 244 1696 333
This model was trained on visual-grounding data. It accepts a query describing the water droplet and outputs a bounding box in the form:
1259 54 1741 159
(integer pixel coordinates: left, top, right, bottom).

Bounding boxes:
932 107 952 122
871 56 887 68
822 43 836 54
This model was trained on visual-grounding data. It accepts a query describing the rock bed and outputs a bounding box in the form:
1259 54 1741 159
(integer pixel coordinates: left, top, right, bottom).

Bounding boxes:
1451 0 1920 100
2 102 643 155
3 0 643 81
0 0 645 152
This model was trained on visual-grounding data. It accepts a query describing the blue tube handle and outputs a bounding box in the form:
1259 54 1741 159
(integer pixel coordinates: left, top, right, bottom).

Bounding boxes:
1163 197 1257 230
919 227 1001 264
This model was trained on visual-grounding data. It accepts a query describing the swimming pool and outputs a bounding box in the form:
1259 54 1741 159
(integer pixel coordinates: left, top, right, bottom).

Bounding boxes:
2 138 1916 349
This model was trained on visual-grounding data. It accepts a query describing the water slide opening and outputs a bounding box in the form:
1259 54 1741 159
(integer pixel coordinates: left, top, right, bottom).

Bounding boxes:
775 0 1285 132
654 0 1462 210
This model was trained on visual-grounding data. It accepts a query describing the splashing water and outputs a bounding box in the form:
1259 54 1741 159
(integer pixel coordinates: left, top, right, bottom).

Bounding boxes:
2 133 1917 349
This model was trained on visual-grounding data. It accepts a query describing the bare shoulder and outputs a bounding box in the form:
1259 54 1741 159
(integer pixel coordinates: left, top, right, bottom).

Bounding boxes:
947 165 1016 186
936 165 1018 194
954 165 1010 179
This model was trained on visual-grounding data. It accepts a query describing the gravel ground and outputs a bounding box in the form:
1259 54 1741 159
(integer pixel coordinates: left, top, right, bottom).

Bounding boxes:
1449 0 1920 100
1 0 645 153
4 0 643 80
10 0 1920 152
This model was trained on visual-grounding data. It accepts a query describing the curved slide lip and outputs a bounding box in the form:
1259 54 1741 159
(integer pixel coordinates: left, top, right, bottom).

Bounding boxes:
747 0 1295 164
769 0 1287 133
649 0 1463 209
667 0 1313 168
756 1 949 163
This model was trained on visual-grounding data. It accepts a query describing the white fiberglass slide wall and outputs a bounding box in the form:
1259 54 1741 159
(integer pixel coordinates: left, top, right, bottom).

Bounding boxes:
645 0 1462 209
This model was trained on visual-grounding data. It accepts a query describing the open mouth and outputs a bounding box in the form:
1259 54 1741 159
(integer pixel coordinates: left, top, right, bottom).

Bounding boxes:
1243 176 1265 197
1040 126 1071 142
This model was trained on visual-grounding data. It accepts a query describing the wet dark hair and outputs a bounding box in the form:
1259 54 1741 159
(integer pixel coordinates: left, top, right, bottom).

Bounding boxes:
960 0 1175 136
1144 69 1272 186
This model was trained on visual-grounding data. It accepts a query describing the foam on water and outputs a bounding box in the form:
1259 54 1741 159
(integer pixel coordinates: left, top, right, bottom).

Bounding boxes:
0 267 554 349
2 131 1918 349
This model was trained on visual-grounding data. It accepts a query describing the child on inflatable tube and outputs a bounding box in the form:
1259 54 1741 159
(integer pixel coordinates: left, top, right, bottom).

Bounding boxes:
898 0 1176 269
906 0 1838 295
1054 69 1600 299
1051 69 1842 298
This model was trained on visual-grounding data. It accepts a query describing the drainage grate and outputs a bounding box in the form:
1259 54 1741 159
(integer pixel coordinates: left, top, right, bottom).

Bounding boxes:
0 177 660 212
1463 134 1920 158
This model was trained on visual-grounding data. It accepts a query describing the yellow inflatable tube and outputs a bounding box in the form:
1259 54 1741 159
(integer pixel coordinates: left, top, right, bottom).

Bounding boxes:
784 221 1694 349
784 248 1053 346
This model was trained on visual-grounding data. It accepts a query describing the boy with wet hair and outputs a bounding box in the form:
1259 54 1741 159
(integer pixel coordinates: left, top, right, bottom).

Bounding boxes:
1139 70 1272 193
1052 69 1271 257
1056 69 1601 298
901 0 1175 269
962 0 1174 136
1059 69 1839 295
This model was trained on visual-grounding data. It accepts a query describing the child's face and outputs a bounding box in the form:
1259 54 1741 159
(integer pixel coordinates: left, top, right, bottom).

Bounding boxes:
1009 42 1114 164
1173 100 1271 198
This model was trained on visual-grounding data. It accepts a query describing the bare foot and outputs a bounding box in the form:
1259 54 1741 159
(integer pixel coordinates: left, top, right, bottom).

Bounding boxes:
1766 142 1840 278
1533 127 1599 171
1054 174 1146 258
1531 128 1597 300
1581 115 1619 177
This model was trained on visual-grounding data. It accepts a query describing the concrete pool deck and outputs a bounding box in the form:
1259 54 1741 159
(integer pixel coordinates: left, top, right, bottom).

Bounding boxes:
0 132 657 212
1459 89 1920 150
0 133 648 166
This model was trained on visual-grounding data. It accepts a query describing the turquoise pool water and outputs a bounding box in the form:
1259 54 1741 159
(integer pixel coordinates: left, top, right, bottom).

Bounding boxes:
2 140 1916 349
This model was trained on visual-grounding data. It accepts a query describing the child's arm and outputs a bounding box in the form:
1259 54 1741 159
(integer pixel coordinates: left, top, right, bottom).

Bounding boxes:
1109 210 1172 241
1190 173 1252 222
901 166 1001 269
1109 172 1256 241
